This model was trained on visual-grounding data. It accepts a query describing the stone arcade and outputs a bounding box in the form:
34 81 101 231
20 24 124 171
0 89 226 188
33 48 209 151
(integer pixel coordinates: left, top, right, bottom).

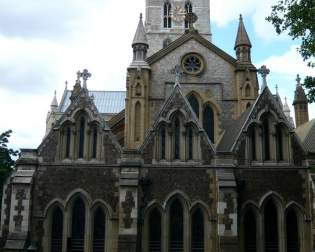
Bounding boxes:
1 1 315 252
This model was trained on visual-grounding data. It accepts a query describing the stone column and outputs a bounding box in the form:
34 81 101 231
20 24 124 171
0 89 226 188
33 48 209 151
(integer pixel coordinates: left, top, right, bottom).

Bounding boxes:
217 169 238 252
118 157 141 252
3 149 36 252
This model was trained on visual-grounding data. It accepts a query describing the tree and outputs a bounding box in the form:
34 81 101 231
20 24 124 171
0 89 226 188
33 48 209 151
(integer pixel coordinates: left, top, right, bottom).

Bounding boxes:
266 0 315 102
0 130 18 203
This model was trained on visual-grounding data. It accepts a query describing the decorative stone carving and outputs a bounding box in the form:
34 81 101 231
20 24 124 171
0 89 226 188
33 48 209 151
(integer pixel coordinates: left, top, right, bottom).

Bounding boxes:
13 189 26 231
122 191 135 228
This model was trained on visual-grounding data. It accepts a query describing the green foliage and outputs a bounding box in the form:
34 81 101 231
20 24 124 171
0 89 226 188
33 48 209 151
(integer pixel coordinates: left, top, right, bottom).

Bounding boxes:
0 130 18 201
266 0 315 102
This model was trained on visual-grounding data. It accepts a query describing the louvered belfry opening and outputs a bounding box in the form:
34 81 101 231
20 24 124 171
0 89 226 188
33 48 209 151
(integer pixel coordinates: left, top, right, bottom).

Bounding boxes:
286 208 299 252
51 207 63 252
93 207 106 252
244 209 256 252
264 200 278 252
169 199 184 252
149 208 162 252
69 198 85 252
191 208 204 252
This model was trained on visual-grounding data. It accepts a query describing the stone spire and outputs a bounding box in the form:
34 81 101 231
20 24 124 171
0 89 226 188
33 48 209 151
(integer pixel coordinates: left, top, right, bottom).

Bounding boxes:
283 97 290 117
293 74 309 127
131 14 149 66
234 14 252 63
50 90 58 112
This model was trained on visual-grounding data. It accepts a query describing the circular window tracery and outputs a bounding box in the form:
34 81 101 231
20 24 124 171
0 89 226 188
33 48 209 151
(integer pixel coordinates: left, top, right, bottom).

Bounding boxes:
181 53 204 75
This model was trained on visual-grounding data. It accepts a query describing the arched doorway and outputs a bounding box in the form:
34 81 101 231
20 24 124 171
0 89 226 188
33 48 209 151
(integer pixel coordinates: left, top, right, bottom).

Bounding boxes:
169 199 184 252
148 208 162 252
191 208 204 252
243 209 256 252
51 206 63 252
264 200 278 252
93 207 106 252
286 208 299 252
69 198 85 252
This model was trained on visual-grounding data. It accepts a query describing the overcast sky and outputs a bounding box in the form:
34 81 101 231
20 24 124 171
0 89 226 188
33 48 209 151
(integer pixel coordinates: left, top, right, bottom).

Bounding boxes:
0 0 314 150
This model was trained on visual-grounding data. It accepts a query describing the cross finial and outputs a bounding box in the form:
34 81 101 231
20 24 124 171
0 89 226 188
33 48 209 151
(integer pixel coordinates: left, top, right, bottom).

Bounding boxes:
80 69 92 89
296 74 301 87
275 84 279 94
171 65 183 87
258 65 270 90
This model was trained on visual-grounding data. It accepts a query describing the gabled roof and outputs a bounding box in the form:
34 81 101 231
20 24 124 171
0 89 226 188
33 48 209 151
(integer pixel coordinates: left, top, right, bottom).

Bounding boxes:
295 119 315 154
140 84 215 154
218 87 296 152
146 30 237 66
59 90 126 114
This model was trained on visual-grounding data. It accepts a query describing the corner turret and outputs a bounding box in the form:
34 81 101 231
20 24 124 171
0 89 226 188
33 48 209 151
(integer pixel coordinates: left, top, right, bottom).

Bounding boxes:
293 74 309 127
235 15 252 63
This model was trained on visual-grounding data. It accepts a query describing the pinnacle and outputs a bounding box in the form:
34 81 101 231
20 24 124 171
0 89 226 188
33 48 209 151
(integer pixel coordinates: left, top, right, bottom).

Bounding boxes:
235 14 252 49
132 13 148 46
51 90 58 107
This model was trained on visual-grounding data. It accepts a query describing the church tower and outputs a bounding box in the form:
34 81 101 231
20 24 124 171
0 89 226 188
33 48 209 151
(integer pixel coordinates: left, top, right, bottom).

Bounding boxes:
145 0 212 55
125 14 151 149
293 74 309 127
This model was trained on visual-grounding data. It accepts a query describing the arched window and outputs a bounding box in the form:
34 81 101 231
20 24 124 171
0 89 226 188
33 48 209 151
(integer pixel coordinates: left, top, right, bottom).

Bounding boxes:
188 127 193 160
191 208 204 252
65 126 71 159
163 2 172 28
135 102 141 142
70 198 85 252
188 94 199 118
246 102 251 109
245 84 251 97
92 126 98 159
185 2 193 28
149 208 162 252
51 207 63 252
286 208 299 252
276 125 283 161
169 199 184 252
262 116 270 161
249 126 256 161
203 105 214 143
174 118 180 160
160 126 166 160
264 200 278 252
93 207 106 252
163 38 172 48
243 209 256 252
78 117 85 159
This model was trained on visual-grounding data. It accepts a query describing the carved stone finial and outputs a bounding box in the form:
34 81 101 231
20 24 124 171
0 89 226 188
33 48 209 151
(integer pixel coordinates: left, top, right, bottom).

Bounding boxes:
185 12 198 30
171 65 183 87
275 84 279 94
296 74 301 87
80 69 92 89
258 65 270 90
140 13 143 20
65 81 68 90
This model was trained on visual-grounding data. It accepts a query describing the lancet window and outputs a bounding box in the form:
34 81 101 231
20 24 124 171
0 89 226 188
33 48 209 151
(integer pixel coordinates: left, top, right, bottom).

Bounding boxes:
185 2 193 28
164 2 172 28
188 94 200 118
203 105 214 143
78 117 86 159
51 207 63 252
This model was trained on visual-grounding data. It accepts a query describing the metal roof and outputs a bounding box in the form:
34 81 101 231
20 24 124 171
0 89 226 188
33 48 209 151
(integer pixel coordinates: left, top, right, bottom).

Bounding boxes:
59 90 126 114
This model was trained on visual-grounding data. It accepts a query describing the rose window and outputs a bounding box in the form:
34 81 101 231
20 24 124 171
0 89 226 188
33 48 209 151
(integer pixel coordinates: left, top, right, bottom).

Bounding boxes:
182 53 204 75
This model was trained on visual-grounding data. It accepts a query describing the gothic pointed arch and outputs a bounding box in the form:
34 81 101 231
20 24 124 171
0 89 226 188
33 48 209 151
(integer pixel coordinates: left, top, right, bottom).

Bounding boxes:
264 198 279 252
185 1 193 28
148 207 162 251
163 1 172 28
187 93 200 118
243 208 256 252
203 104 214 143
191 207 204 252
245 84 251 97
50 206 63 252
169 198 184 251
92 206 106 252
285 207 300 252
70 197 86 252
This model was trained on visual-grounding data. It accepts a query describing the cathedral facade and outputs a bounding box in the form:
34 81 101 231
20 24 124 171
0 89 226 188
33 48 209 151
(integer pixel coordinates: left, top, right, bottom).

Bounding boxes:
1 1 315 252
